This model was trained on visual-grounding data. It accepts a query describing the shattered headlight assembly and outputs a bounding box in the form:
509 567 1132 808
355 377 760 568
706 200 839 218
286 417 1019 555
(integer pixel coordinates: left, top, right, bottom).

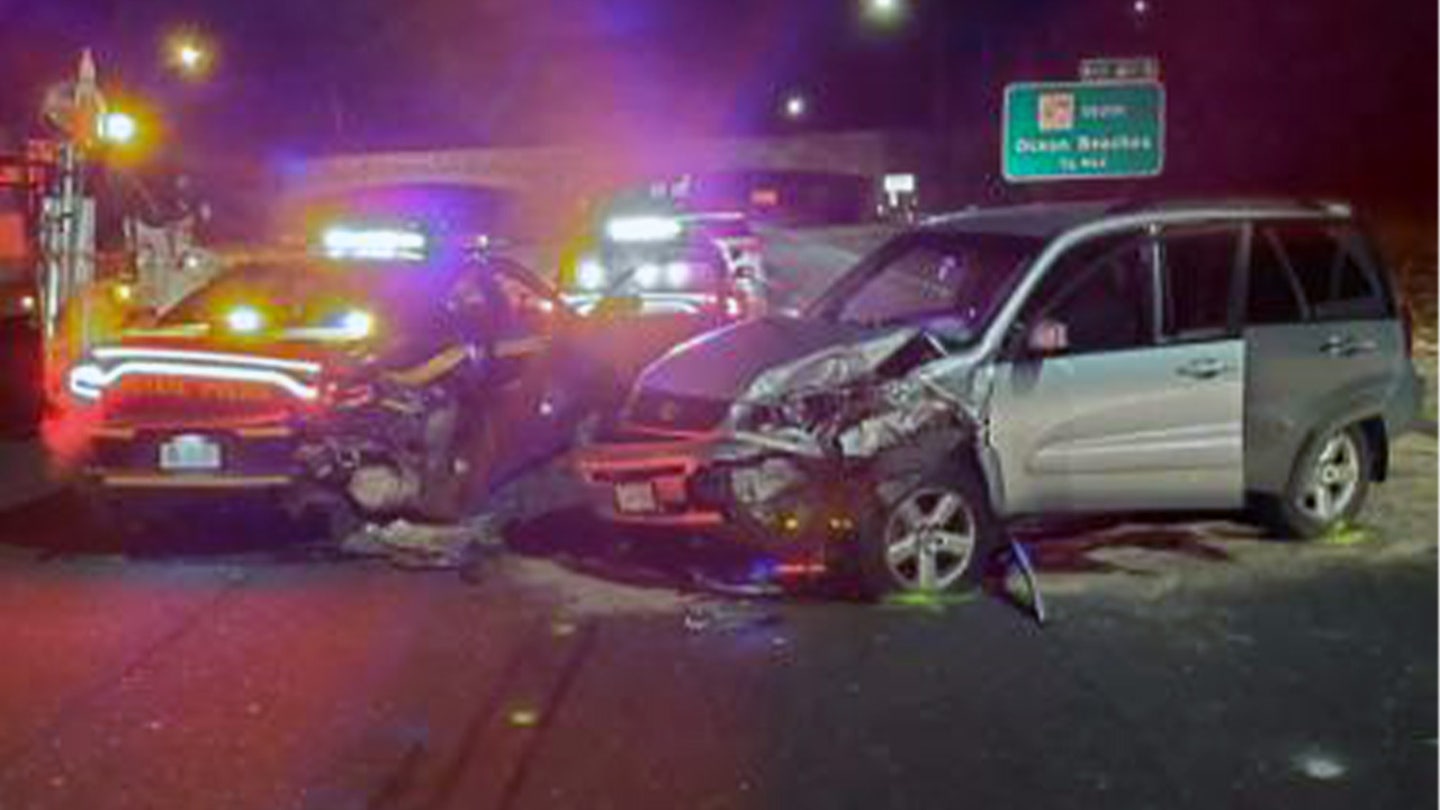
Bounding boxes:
729 401 820 456
727 455 813 529
731 387 860 457
727 346 890 455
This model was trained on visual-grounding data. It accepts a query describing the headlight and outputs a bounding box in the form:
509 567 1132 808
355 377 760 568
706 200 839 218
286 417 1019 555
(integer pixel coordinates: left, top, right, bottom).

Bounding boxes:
577 258 607 291
67 363 104 401
634 263 662 288
664 261 691 287
337 309 375 339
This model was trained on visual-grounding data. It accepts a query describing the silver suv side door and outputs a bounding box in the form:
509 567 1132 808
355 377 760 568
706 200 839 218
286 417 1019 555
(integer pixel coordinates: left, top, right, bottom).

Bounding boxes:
986 225 1246 516
1241 220 1407 495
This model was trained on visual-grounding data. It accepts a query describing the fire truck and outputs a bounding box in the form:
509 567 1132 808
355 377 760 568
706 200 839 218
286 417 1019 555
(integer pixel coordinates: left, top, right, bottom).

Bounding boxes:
0 142 53 434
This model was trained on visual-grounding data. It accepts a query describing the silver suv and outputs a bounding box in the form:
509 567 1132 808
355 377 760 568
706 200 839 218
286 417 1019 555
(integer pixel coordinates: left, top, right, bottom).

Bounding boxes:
574 200 1424 595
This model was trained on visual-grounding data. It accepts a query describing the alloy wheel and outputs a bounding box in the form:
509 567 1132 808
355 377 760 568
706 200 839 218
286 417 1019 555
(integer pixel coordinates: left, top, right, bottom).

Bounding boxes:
883 487 978 591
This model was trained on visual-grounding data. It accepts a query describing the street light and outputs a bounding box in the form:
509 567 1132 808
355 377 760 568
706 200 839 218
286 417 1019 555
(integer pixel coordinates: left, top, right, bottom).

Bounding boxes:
863 0 907 26
165 32 213 78
782 92 808 120
177 44 204 70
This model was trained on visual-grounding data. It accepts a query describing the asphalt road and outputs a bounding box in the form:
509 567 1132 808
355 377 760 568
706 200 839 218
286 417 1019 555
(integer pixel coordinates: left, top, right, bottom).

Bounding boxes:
0 430 1433 809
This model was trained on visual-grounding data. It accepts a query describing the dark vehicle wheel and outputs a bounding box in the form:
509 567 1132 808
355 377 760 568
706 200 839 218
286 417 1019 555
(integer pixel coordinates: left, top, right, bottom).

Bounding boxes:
322 497 366 544
854 464 1000 597
1260 423 1372 540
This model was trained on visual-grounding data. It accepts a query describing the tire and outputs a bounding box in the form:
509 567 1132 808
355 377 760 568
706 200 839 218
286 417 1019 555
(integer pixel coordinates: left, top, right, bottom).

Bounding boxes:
854 462 1001 598
321 497 366 545
1260 423 1372 540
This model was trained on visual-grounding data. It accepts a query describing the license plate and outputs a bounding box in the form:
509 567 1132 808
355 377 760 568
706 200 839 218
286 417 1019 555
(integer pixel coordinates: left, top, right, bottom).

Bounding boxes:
614 481 659 514
158 434 222 471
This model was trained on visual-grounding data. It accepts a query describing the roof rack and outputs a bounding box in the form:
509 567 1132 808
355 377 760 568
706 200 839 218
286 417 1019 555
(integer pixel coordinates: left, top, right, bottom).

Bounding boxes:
1106 196 1353 217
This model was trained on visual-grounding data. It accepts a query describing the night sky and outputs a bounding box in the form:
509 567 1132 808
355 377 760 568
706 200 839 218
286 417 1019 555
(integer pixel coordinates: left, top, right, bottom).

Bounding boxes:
0 0 1434 213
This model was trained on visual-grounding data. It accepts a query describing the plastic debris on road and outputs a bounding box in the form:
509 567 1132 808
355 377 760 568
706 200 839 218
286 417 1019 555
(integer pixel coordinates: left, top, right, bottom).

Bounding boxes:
340 517 503 570
682 600 781 634
508 708 541 728
687 569 784 598
1291 748 1348 781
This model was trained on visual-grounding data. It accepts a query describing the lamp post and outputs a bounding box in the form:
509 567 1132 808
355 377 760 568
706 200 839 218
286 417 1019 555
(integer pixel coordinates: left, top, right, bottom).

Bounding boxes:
862 0 908 27
782 92 809 121
165 32 214 80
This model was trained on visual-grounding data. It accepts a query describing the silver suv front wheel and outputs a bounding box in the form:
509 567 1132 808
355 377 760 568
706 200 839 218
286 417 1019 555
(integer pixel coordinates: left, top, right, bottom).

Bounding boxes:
856 464 999 597
883 488 978 591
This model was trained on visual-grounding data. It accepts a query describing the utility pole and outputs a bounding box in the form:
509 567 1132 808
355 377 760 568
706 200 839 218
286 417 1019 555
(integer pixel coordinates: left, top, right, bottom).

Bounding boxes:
38 49 105 388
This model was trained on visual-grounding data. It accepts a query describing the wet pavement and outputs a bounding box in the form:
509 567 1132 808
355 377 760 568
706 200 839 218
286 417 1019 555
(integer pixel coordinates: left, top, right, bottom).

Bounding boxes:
0 429 1433 809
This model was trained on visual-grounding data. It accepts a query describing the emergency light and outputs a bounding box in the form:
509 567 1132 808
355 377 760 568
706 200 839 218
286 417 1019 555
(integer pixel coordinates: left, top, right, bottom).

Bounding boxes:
605 216 682 243
225 305 265 334
68 348 323 402
577 258 608 290
321 226 428 261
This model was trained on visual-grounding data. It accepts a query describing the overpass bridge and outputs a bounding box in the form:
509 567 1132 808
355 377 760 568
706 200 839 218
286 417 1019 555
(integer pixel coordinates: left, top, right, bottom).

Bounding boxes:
281 129 942 238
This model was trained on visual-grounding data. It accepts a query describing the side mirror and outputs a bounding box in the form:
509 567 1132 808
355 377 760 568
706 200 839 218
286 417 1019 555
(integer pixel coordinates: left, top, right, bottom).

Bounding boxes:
1026 318 1069 357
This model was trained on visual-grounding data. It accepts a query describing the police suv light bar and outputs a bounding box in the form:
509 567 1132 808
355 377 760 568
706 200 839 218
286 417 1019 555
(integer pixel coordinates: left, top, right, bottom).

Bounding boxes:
605 216 682 243
321 226 428 261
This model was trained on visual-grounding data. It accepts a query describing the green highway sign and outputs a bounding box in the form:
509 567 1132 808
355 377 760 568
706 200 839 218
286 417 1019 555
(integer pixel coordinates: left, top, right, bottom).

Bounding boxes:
1002 81 1165 182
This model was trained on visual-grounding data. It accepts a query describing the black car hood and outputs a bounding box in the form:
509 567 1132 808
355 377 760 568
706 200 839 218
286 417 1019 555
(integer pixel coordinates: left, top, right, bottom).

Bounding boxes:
635 316 906 402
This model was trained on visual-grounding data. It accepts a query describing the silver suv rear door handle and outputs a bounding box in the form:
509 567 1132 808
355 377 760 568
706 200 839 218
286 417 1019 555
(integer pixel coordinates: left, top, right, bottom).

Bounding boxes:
1320 335 1379 357
1176 358 1230 380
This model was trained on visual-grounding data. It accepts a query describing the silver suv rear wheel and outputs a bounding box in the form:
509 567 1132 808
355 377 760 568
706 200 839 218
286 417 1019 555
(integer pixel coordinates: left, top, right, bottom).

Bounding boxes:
1261 423 1373 540
1294 430 1363 524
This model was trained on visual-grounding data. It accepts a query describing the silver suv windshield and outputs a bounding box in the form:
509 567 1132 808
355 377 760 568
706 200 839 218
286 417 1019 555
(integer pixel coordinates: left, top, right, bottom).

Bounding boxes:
812 232 1042 342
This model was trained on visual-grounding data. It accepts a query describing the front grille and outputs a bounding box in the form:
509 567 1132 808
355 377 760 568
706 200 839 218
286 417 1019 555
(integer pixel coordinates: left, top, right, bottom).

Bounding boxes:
627 391 730 432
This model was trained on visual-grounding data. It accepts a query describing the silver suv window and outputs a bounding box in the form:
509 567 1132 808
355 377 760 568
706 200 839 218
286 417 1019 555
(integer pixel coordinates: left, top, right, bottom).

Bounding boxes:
1159 226 1242 341
1023 230 1155 355
1245 228 1308 325
823 233 1040 344
1267 223 1390 321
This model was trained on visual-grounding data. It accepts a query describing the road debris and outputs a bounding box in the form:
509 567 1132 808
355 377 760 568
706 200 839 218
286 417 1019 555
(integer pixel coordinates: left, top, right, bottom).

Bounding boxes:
686 569 784 598
504 557 696 617
340 518 502 569
1291 748 1348 781
682 600 781 634
508 708 541 728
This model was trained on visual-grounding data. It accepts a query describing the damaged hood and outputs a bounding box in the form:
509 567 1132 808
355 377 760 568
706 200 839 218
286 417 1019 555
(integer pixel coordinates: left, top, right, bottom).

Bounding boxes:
636 316 916 402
